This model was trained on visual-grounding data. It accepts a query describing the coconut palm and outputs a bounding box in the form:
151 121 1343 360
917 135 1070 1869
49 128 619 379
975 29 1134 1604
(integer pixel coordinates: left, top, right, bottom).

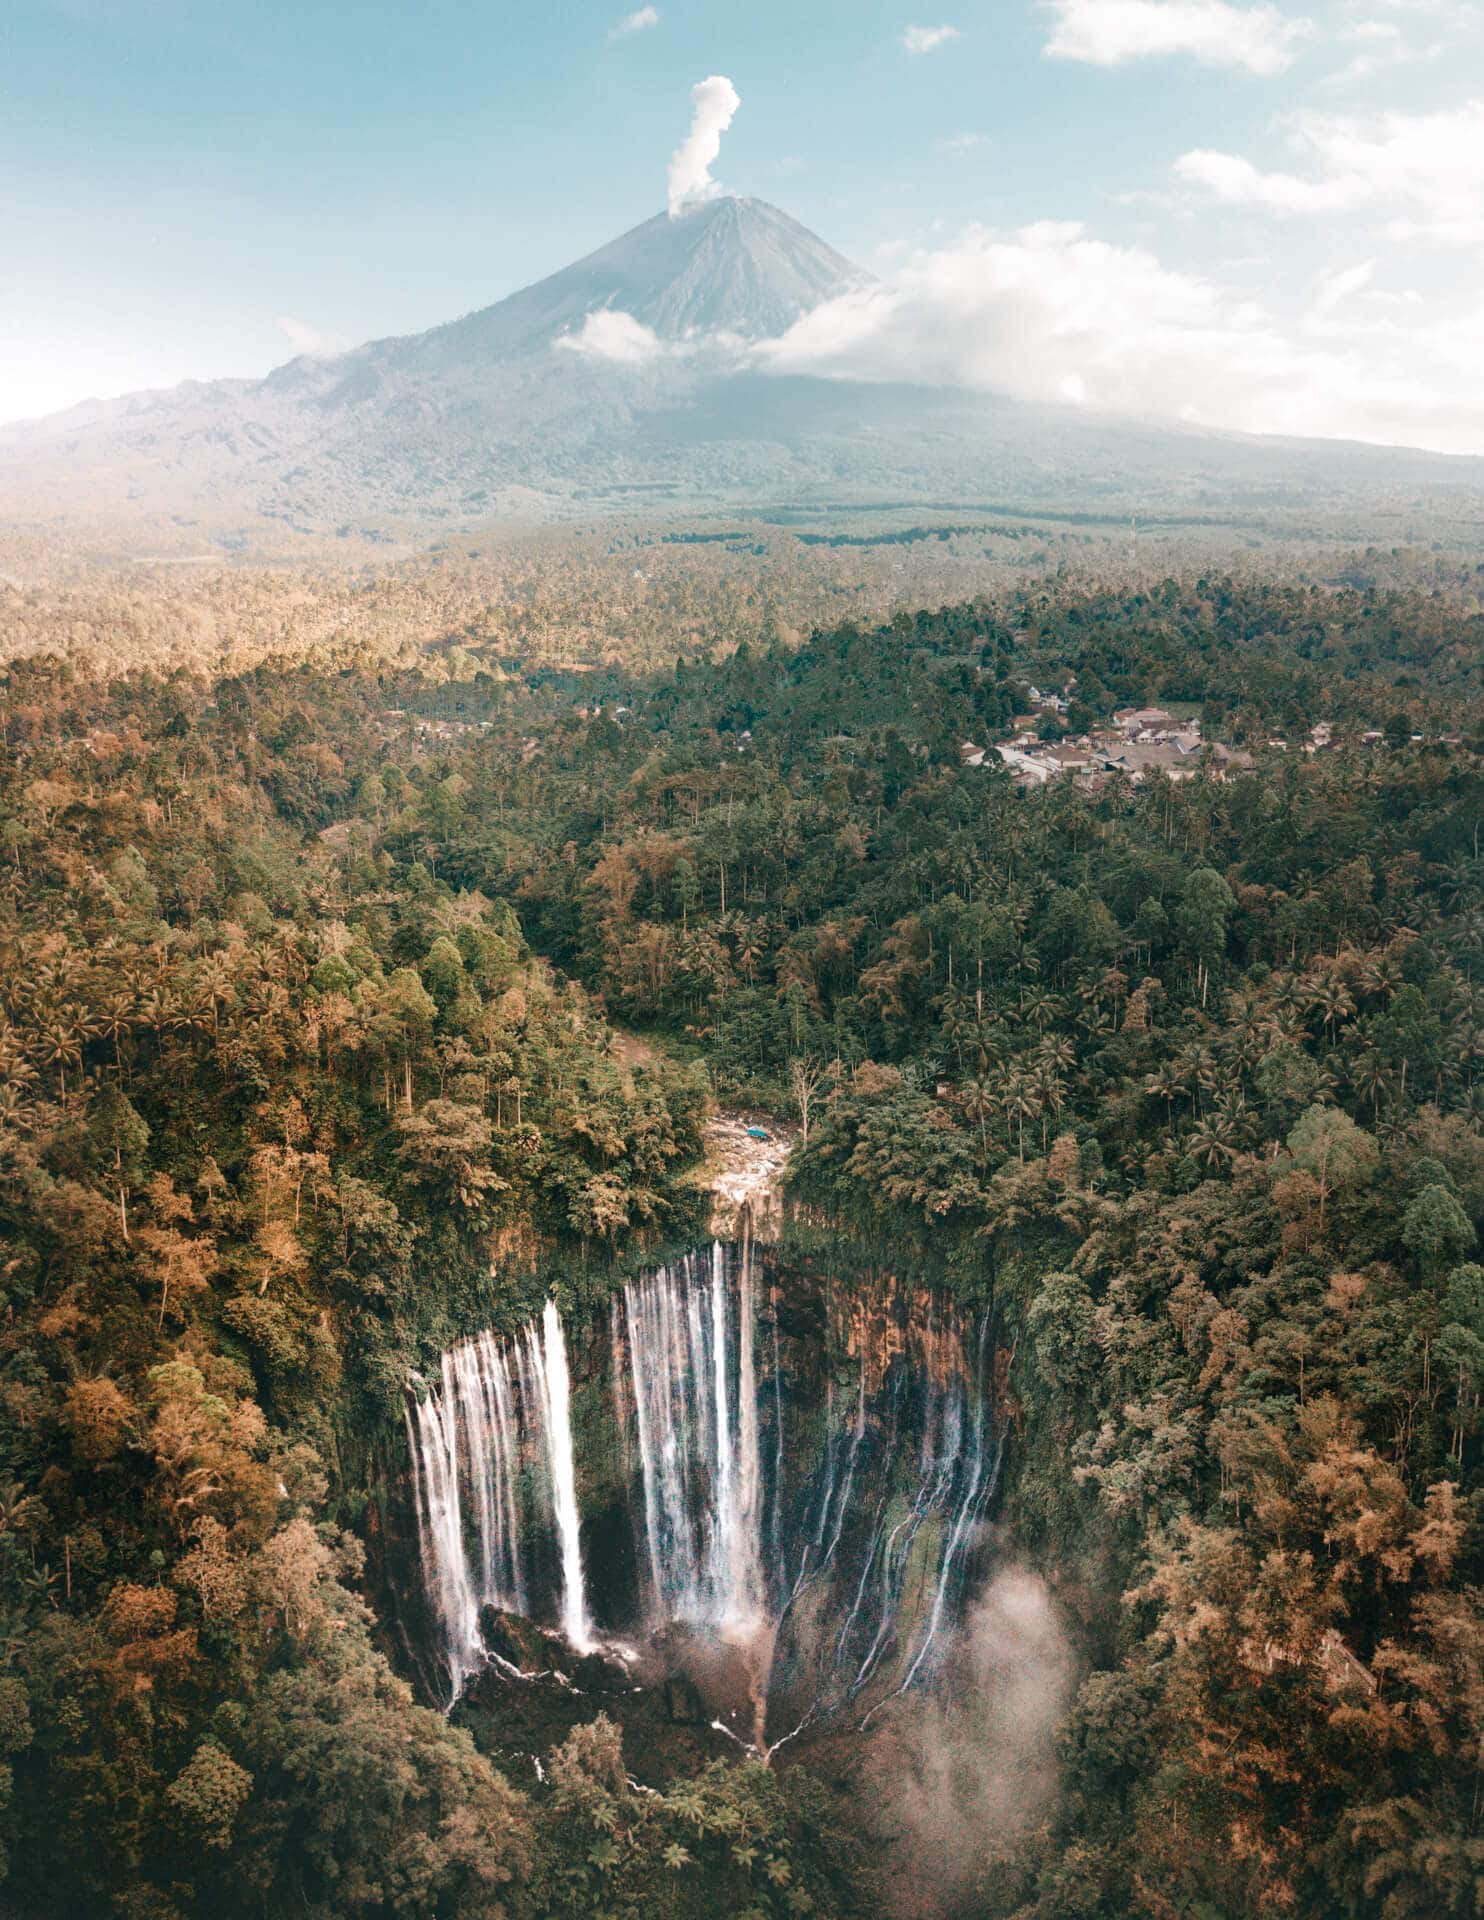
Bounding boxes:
1144 1060 1185 1129
1307 975 1356 1040
1187 1115 1236 1169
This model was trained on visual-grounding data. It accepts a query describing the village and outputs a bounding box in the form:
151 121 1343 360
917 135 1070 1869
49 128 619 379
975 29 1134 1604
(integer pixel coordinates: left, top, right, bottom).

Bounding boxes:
958 684 1343 791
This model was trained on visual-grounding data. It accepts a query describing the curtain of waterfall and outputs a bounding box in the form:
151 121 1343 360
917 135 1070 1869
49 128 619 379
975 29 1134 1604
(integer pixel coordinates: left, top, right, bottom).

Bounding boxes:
406 1301 589 1702
404 1248 997 1721
619 1242 764 1629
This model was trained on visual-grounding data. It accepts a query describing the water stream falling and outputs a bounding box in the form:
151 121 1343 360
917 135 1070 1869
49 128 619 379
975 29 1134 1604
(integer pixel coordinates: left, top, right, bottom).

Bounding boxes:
535 1298 591 1654
623 1243 764 1628
404 1244 997 1724
405 1298 591 1702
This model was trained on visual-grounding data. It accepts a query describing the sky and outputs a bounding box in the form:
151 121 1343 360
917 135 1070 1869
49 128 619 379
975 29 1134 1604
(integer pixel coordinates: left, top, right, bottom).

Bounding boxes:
3 0 1482 450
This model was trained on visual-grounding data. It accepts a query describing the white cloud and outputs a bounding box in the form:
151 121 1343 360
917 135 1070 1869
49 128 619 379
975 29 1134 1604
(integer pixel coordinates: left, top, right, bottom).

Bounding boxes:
609 6 660 37
1308 258 1376 318
277 316 349 359
1176 100 1484 244
751 218 1484 453
1322 17 1435 85
667 74 741 217
902 23 961 52
1175 148 1357 210
936 131 990 153
555 309 669 364
1043 0 1312 73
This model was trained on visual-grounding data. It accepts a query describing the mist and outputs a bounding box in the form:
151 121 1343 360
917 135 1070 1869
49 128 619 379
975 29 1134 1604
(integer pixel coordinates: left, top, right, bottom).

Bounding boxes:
863 1568 1074 1919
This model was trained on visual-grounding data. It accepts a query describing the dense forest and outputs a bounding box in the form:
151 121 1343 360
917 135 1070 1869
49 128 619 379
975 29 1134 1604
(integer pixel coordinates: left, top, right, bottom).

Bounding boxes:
1 572 1482 1918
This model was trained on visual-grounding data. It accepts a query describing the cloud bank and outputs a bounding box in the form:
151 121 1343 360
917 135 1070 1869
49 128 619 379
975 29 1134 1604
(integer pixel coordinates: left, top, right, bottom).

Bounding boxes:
864 1570 1074 1918
556 309 668 364
1176 100 1484 247
1043 0 1312 73
277 316 350 359
753 217 1484 454
667 75 741 218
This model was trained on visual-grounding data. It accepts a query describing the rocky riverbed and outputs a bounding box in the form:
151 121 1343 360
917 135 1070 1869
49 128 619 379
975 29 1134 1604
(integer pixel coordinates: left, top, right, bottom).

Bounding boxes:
703 1110 796 1240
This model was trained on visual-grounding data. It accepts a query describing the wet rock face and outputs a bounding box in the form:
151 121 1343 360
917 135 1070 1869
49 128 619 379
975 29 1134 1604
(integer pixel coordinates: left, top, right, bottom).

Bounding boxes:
479 1606 550 1673
400 1245 1001 1747
664 1674 706 1726
454 1639 743 1790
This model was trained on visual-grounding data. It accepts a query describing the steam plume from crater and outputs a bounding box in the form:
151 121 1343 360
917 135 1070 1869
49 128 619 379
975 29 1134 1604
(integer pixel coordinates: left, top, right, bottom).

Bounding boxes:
667 75 740 217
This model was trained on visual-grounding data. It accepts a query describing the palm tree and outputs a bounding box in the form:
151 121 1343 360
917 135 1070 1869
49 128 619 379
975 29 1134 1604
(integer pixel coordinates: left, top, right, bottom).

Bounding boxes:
1307 976 1355 1041
1175 1043 1217 1114
958 1076 999 1162
195 950 239 1040
1021 987 1063 1033
999 1069 1036 1161
0 1028 36 1097
1144 1060 1184 1129
35 1014 82 1097
1358 951 1403 1003
1268 970 1306 1020
94 987 137 1077
1447 908 1484 980
1452 1026 1484 1095
1211 1087 1251 1150
1031 1061 1067 1151
0 1480 44 1537
135 984 175 1038
1306 1059 1340 1105
1349 1049 1389 1124
1187 1116 1236 1170
732 918 765 982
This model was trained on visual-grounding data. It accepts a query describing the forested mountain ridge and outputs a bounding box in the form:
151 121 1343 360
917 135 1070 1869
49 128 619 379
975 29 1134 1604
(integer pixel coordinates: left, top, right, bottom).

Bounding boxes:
0 572 1481 1917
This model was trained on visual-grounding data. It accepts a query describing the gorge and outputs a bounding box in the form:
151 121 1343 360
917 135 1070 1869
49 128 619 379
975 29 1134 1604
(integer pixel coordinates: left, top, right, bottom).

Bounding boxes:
402 1236 1002 1755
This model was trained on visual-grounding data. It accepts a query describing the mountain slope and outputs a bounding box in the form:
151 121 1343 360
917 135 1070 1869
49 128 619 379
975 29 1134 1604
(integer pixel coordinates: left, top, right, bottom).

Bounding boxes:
406 195 866 362
3 195 1483 557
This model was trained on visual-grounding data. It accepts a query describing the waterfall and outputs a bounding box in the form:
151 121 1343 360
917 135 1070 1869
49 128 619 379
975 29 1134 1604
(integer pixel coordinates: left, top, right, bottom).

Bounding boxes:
403 1249 998 1727
619 1242 764 1629
405 1377 479 1695
449 1333 526 1614
534 1298 591 1653
405 1298 590 1702
859 1311 1001 1721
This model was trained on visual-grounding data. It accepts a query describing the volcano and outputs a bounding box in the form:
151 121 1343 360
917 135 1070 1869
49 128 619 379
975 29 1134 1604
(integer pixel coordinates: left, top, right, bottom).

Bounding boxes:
2 194 1479 553
405 195 866 360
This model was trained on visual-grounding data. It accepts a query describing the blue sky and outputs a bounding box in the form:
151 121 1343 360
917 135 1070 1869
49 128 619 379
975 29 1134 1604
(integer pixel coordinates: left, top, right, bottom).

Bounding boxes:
4 0 1482 447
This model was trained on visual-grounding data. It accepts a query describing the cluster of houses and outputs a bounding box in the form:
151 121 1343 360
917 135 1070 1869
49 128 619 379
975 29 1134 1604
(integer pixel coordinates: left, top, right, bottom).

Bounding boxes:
960 704 1258 791
379 709 495 743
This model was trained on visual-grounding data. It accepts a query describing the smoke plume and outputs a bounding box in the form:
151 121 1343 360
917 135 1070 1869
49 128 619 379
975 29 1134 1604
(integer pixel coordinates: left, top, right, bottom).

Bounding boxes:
863 1569 1074 1918
667 75 740 218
